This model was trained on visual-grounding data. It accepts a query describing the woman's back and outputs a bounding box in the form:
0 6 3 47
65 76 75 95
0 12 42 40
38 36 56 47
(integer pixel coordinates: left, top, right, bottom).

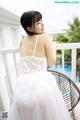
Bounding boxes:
20 34 46 58
19 34 56 67
18 35 48 74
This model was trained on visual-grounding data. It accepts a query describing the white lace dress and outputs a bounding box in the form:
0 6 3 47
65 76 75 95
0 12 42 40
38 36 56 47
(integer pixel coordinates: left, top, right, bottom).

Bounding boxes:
8 35 71 120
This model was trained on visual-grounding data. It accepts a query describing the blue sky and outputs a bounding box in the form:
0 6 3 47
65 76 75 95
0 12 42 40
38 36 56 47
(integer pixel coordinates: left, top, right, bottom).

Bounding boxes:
0 0 80 33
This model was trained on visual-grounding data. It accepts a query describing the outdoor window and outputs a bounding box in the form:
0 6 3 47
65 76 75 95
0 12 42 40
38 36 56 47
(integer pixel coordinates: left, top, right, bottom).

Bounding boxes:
11 28 18 47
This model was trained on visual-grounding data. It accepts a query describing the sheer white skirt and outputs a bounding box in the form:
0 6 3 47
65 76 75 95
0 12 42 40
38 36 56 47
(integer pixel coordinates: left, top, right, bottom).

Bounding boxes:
8 71 71 120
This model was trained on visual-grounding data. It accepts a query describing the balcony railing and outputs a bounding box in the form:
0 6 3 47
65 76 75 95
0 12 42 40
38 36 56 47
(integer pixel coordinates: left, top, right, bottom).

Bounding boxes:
0 42 80 111
56 43 80 82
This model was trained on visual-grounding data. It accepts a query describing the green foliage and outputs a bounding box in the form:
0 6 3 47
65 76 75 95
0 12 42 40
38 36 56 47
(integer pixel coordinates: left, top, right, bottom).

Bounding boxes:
55 34 69 43
64 50 71 62
57 50 61 54
77 64 80 71
67 17 80 43
77 49 80 59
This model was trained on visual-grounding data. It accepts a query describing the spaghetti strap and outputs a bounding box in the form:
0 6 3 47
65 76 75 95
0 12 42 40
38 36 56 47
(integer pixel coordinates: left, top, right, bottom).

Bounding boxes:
33 35 39 56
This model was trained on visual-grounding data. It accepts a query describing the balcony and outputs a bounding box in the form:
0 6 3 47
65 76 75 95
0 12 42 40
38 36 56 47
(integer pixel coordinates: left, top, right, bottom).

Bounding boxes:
0 42 80 111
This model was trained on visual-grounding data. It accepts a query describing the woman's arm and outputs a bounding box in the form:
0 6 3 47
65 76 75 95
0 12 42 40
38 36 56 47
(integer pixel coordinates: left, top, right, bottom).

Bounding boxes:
44 35 56 66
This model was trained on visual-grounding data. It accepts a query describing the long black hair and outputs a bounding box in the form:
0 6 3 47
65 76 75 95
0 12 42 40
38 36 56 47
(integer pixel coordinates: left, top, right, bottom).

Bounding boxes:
20 11 42 35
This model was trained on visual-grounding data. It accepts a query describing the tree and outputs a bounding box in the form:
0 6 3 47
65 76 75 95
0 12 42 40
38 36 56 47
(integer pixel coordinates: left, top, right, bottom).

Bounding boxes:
66 17 80 43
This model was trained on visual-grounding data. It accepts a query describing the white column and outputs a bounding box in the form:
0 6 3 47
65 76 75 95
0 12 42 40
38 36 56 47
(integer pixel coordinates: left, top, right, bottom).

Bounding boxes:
71 48 76 82
62 49 64 73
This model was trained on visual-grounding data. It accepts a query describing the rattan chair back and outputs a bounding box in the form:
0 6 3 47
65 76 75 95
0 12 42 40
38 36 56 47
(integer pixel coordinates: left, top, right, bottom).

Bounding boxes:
48 70 80 120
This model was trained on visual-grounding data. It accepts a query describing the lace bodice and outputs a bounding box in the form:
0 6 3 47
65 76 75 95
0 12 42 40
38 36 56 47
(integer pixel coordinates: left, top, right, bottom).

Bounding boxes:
18 56 47 74
18 35 48 74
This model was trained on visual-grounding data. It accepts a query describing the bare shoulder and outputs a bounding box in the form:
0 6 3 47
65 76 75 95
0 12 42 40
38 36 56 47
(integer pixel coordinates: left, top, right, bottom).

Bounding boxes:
39 34 51 44
39 34 57 50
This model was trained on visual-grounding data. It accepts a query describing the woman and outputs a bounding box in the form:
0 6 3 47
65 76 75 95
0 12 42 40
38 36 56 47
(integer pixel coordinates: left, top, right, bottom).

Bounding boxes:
8 11 71 120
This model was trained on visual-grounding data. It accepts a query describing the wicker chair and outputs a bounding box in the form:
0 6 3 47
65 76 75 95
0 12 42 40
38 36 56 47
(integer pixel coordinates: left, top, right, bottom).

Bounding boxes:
48 70 80 120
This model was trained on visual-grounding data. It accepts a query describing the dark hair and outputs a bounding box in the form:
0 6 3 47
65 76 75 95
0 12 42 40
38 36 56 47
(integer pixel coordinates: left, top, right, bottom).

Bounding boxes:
20 11 42 35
